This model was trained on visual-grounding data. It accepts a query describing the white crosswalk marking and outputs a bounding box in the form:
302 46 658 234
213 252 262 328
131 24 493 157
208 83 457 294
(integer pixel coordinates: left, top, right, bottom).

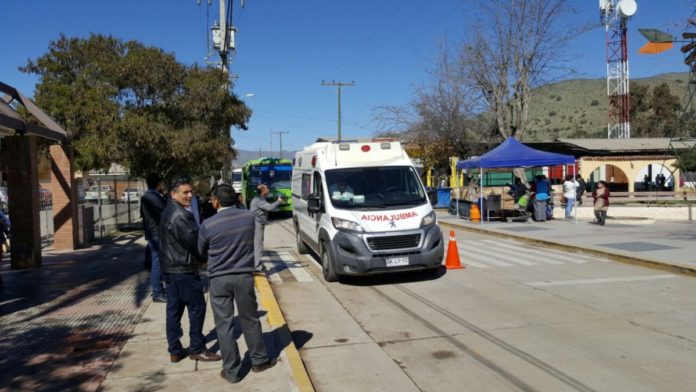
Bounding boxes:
277 251 314 282
464 243 538 266
458 246 514 267
477 240 564 265
478 239 602 264
453 238 606 270
263 251 315 283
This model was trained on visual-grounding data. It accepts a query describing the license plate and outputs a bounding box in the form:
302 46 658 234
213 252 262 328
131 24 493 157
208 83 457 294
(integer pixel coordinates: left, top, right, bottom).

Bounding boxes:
386 256 409 267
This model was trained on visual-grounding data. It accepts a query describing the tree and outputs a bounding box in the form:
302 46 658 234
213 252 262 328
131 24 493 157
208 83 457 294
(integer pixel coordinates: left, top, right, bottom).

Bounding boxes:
21 33 251 181
373 48 495 171
462 0 578 140
630 82 681 137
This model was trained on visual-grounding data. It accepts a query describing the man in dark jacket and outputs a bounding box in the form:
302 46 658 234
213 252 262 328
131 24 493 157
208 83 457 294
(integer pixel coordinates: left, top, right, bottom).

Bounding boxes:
198 184 276 384
159 177 221 363
140 173 166 302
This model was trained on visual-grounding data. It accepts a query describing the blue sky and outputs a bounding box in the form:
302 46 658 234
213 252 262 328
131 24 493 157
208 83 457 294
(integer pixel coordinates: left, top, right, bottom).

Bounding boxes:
1 0 694 154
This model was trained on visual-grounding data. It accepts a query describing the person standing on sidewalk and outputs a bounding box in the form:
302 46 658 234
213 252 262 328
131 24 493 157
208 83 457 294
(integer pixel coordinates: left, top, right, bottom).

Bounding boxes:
575 175 586 206
592 180 610 226
249 184 283 271
530 175 551 222
562 175 579 219
0 209 10 288
140 173 166 302
159 177 221 363
198 184 277 384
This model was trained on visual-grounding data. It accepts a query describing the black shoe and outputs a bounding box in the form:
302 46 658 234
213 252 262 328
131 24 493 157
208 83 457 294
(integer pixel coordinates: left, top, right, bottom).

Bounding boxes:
170 348 189 363
152 295 167 303
251 358 277 373
220 369 242 384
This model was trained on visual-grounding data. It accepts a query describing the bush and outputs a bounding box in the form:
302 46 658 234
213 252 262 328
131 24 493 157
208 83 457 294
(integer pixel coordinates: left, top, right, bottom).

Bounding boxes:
590 100 599 106
556 96 562 101
549 111 557 116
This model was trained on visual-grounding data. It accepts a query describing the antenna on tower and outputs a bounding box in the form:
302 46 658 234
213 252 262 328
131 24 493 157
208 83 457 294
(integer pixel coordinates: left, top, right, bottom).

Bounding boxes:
601 0 637 139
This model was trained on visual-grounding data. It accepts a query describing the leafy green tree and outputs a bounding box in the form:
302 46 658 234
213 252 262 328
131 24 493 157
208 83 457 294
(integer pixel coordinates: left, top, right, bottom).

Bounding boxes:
21 33 251 181
629 82 680 137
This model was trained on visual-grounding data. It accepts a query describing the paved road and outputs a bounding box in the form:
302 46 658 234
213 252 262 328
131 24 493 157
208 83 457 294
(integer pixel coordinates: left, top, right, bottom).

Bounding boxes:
263 217 696 392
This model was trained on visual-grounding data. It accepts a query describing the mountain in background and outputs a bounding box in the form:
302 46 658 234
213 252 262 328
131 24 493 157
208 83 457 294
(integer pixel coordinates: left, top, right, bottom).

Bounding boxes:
525 72 689 141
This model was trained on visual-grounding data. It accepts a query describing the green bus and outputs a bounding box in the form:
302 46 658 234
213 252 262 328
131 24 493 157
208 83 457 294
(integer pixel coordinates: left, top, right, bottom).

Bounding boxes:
241 157 293 212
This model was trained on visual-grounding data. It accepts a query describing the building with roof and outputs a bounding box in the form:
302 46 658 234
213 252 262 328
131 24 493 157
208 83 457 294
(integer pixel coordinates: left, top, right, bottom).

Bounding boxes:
528 138 696 192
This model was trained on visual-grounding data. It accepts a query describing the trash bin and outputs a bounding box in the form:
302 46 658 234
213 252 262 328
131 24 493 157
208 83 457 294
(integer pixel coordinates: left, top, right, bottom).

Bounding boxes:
435 188 451 208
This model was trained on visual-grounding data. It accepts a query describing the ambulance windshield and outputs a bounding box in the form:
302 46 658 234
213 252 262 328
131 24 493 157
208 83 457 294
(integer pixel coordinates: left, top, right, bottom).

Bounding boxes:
325 166 426 209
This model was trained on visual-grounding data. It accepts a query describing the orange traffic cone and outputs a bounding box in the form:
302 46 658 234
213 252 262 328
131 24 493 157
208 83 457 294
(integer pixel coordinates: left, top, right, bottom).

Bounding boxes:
470 204 481 222
445 230 464 270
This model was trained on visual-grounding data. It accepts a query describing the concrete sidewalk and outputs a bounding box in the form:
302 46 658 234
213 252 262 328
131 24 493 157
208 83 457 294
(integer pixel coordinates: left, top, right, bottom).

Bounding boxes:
0 233 313 392
99 273 309 391
437 211 696 274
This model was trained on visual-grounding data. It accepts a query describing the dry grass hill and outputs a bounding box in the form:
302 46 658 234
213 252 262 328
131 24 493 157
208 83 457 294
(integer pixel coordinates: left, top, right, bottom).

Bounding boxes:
525 72 689 141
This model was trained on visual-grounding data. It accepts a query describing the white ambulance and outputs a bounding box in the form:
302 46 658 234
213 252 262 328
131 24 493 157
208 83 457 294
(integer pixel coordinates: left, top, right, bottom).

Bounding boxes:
291 138 444 282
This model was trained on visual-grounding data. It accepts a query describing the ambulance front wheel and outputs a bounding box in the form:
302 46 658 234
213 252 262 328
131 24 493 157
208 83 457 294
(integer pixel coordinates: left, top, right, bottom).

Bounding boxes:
295 223 309 254
321 242 338 282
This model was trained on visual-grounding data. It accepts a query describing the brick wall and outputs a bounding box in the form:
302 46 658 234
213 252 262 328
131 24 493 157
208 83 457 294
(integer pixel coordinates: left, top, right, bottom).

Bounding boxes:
49 144 78 250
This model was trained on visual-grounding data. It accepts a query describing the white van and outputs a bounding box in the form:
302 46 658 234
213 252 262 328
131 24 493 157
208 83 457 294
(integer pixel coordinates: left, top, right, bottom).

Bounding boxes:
292 138 444 282
232 168 243 193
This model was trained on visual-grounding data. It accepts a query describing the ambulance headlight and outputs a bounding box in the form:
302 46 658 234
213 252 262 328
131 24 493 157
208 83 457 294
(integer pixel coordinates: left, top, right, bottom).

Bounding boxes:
420 211 436 227
331 217 364 233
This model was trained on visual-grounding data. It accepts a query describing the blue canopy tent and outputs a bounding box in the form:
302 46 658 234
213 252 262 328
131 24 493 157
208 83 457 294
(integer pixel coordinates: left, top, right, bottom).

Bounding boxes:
456 137 576 222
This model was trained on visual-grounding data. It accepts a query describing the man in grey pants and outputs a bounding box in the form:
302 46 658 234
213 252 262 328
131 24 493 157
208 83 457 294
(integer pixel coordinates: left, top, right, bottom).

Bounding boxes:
198 184 277 384
249 184 282 271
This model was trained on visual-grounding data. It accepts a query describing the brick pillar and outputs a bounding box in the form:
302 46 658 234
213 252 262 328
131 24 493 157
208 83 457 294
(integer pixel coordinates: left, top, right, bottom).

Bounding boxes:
1 135 42 268
49 144 79 250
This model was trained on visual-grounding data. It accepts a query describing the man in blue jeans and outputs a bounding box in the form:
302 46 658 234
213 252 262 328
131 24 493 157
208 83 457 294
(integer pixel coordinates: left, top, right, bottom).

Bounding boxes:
159 178 221 363
140 173 166 302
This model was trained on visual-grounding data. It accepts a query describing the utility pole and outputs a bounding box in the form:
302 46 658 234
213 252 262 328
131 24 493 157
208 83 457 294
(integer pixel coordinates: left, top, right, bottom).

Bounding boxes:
272 131 289 159
321 80 355 142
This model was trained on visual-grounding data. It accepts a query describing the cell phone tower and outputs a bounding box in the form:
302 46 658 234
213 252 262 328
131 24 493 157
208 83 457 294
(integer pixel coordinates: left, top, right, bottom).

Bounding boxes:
600 0 637 139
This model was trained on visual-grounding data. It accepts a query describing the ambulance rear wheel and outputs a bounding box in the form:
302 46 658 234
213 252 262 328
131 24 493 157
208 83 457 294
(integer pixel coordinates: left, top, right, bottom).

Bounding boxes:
321 243 338 282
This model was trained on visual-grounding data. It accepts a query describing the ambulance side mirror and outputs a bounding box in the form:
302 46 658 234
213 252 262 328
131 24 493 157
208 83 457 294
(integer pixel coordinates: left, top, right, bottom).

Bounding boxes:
308 193 322 213
426 187 438 207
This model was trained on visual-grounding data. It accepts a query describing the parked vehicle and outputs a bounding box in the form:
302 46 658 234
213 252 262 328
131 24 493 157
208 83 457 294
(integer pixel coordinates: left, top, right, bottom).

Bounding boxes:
120 188 140 203
85 185 116 203
232 168 243 193
39 186 53 207
292 138 444 282
241 157 293 212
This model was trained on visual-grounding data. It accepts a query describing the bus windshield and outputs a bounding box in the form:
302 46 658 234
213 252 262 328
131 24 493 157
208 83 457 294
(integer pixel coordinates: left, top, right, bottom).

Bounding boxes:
249 164 292 189
325 166 426 210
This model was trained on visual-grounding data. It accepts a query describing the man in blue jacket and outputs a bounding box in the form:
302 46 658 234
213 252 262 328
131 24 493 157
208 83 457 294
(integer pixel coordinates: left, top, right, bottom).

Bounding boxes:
198 184 277 384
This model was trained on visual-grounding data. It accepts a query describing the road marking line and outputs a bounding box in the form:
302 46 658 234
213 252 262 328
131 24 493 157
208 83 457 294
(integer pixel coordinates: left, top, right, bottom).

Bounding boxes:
459 246 514 267
277 251 314 282
526 274 678 287
255 275 315 392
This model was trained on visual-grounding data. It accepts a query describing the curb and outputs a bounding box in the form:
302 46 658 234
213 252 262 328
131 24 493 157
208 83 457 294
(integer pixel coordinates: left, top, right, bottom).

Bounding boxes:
255 274 315 392
438 220 696 278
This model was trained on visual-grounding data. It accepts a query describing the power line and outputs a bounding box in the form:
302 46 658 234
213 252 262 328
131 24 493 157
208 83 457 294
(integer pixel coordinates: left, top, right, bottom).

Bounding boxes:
272 130 289 159
321 80 355 142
